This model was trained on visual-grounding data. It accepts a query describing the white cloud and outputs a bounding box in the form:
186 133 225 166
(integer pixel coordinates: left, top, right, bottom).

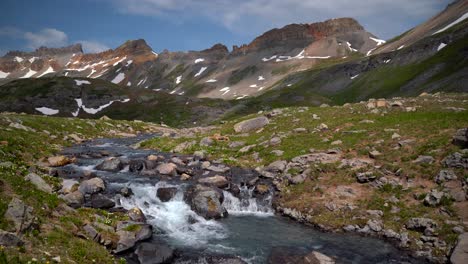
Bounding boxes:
109 0 447 39
24 28 68 49
78 40 110 53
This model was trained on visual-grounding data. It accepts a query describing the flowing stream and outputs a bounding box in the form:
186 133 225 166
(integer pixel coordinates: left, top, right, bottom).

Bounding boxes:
60 135 426 264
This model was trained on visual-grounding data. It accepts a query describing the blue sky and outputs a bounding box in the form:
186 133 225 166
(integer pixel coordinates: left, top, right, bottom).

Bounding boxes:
0 0 451 55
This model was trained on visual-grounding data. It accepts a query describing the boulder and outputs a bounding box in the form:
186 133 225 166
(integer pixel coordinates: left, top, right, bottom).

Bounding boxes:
435 169 457 184
157 187 178 202
185 185 227 219
60 179 79 194
156 163 177 176
423 189 447 206
96 157 124 172
413 155 435 164
78 177 105 194
198 175 229 188
356 172 377 183
266 160 287 173
115 222 153 253
451 233 468 264
89 194 115 209
289 174 307 185
303 251 335 264
5 198 34 233
200 137 214 147
452 128 468 148
406 218 437 233
128 207 146 222
0 230 24 247
233 116 269 133
270 137 282 146
367 219 383 232
48 155 72 167
62 191 85 208
129 159 146 172
173 140 196 153
443 152 468 169
25 173 53 193
135 242 174 264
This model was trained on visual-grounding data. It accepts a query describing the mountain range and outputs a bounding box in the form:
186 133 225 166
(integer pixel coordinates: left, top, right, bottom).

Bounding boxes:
0 0 467 126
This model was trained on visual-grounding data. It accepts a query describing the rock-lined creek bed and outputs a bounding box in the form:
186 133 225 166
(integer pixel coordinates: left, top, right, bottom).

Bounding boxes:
47 134 428 264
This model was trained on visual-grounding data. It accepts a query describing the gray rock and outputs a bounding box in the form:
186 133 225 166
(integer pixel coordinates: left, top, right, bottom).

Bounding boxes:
450 233 468 264
83 224 100 241
233 116 269 133
128 207 146 223
267 160 288 173
453 226 464 234
443 152 468 169
5 198 34 233
289 174 306 185
239 144 256 153
406 218 437 233
89 194 115 209
272 150 284 156
356 172 377 183
135 242 174 264
198 175 229 188
423 189 446 206
173 140 196 153
343 225 357 232
229 141 246 148
62 191 85 208
95 157 124 172
60 179 79 194
269 137 282 146
0 230 23 246
293 128 308 133
193 151 205 160
206 164 230 173
157 187 178 202
367 219 383 232
383 229 400 239
115 222 153 253
412 155 435 164
185 185 227 219
452 128 468 148
156 163 177 175
78 177 105 194
200 137 214 147
435 169 457 184
25 172 53 193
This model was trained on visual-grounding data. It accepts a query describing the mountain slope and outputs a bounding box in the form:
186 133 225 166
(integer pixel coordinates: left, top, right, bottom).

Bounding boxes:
0 18 383 99
0 77 231 127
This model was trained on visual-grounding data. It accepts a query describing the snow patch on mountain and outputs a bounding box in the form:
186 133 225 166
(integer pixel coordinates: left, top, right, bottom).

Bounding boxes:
0 71 9 79
194 58 205 64
20 69 37 78
194 67 207 77
370 37 386 46
258 76 265 81
75 80 91 86
437 43 447 51
206 79 217 83
347 42 358 52
126 60 133 66
111 73 125 84
35 107 59 115
175 75 182 84
80 98 131 114
113 57 127 66
350 74 359 80
397 45 405 50
28 57 38 63
432 12 468 35
14 57 24 63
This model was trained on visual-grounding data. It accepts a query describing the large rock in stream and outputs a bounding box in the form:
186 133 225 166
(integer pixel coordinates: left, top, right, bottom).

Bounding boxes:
184 185 227 219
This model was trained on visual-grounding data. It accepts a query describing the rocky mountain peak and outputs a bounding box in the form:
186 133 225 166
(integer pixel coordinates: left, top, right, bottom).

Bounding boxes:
115 39 153 56
232 17 366 55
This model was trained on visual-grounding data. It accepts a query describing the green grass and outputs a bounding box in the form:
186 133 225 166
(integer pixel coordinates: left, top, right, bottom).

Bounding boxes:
228 65 258 85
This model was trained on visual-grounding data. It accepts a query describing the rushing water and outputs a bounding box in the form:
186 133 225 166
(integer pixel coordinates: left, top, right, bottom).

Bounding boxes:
60 135 426 264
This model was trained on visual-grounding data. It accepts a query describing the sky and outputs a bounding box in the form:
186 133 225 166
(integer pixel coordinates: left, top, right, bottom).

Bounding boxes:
0 0 453 56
